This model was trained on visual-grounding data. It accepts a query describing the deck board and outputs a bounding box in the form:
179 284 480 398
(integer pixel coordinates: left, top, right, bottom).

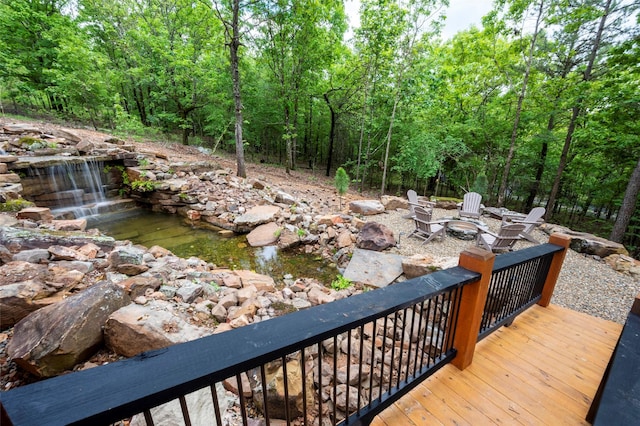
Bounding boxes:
375 304 621 425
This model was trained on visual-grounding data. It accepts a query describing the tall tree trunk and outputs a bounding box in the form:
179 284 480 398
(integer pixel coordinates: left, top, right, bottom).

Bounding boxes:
380 96 399 196
229 0 246 177
546 0 612 220
610 156 640 242
525 113 554 211
284 104 292 174
497 0 546 207
324 93 336 177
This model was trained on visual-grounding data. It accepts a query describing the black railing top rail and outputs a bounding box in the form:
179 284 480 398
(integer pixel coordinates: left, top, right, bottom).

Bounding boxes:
491 242 565 273
0 266 480 426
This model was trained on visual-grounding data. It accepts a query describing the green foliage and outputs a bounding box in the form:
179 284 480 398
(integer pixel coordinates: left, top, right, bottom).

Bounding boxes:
335 167 350 196
330 274 352 291
471 173 489 200
130 180 156 192
0 198 34 212
335 166 350 209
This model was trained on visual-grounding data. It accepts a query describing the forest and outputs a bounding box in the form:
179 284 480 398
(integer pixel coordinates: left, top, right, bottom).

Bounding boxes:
0 0 639 256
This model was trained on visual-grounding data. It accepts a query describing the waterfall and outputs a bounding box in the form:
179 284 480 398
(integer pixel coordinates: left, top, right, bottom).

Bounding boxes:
28 158 110 219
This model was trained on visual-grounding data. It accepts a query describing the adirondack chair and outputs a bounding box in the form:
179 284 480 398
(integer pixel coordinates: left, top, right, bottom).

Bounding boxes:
502 207 546 244
409 206 447 244
406 189 435 218
457 192 485 219
476 223 526 253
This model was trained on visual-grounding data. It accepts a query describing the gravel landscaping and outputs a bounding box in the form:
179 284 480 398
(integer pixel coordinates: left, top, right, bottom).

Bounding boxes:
367 207 640 325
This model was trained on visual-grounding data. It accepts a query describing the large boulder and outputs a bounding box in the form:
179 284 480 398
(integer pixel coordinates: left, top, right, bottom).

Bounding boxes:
541 224 629 258
233 270 276 292
130 384 234 426
380 195 408 211
246 222 281 247
348 200 385 216
343 248 403 288
401 254 458 279
104 301 209 357
0 280 56 328
356 222 395 251
233 205 280 230
6 281 130 377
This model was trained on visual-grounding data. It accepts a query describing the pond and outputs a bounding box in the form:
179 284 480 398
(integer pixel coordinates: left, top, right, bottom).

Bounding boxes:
88 209 338 286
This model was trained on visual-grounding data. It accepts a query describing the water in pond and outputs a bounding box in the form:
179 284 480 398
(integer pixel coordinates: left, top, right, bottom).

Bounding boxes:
89 210 338 286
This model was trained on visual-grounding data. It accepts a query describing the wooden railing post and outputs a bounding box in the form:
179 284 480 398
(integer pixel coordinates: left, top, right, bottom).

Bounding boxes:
452 247 495 370
538 233 571 307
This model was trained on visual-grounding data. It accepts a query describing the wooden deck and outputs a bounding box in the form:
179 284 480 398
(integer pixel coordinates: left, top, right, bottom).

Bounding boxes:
373 304 622 425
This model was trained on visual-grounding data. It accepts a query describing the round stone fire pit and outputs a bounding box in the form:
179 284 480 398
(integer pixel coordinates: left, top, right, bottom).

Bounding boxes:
446 219 488 240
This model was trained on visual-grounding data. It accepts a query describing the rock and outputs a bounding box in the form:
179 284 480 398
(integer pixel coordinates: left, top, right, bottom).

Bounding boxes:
223 372 252 398
104 301 209 357
402 254 437 278
540 224 629 258
249 178 267 189
343 248 403 288
51 128 82 143
51 219 87 231
0 280 56 328
348 200 385 216
16 207 54 222
381 195 409 211
234 270 276 292
117 276 162 298
0 261 49 285
0 214 18 228
333 384 360 412
48 245 88 261
434 200 458 210
308 287 335 305
108 246 146 268
336 231 354 249
251 357 313 421
176 281 204 303
274 190 296 205
316 214 345 226
12 248 50 263
116 263 149 275
6 281 130 377
0 173 21 184
130 384 233 426
246 222 281 247
356 222 395 251
0 226 116 252
604 254 640 278
276 228 302 251
2 124 42 134
234 205 280 228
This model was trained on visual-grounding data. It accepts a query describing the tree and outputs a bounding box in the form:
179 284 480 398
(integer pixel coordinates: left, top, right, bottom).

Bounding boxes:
545 0 613 220
212 0 250 178
254 0 346 174
495 0 548 207
334 167 350 210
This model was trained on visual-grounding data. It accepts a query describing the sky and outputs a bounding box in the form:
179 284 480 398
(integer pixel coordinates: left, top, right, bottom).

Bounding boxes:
344 0 495 41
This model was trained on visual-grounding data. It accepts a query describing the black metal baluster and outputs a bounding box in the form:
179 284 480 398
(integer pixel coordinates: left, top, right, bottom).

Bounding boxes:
209 384 222 426
178 395 192 426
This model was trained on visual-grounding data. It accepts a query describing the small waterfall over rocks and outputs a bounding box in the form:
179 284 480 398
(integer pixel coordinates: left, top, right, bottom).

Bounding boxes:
17 156 134 219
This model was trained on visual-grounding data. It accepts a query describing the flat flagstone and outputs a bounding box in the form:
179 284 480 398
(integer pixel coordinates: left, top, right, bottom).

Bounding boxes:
343 248 403 288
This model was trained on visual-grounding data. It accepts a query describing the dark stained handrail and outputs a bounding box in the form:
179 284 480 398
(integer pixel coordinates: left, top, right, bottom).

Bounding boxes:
0 240 569 426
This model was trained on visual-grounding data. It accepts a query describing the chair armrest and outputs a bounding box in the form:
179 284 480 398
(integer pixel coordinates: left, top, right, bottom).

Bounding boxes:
510 218 544 225
478 228 498 238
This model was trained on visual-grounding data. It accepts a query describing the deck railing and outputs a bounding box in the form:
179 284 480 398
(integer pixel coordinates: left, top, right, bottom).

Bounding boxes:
0 234 570 426
477 243 565 340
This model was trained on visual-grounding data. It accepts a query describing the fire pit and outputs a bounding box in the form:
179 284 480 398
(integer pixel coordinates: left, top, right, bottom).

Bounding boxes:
446 219 488 240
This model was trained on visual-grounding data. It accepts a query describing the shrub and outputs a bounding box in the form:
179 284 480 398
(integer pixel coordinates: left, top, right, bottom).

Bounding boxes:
330 274 352 291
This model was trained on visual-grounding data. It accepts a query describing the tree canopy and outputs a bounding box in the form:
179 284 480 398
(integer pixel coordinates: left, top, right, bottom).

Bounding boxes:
1 0 638 255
